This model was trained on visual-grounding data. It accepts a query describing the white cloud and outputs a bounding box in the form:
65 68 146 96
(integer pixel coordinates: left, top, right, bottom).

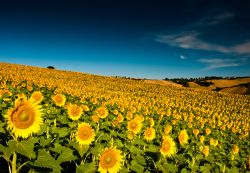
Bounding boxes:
233 42 250 54
180 55 186 60
198 58 243 70
155 31 250 55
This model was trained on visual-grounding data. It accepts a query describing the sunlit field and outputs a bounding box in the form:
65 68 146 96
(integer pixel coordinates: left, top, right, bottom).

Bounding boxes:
0 63 249 173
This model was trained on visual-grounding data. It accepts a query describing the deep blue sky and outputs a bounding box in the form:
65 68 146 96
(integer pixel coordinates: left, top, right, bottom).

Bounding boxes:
0 0 250 79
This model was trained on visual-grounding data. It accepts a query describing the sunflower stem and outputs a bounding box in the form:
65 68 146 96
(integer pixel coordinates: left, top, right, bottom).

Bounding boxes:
11 152 17 173
16 161 28 173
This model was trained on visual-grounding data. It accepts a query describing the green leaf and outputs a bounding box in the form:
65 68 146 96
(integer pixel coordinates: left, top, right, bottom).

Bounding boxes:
40 137 53 147
57 147 76 164
56 115 68 124
0 122 5 133
181 168 188 173
129 160 144 173
156 160 169 173
119 167 130 173
0 144 12 159
115 139 124 148
129 146 144 154
52 127 69 138
134 154 146 166
8 140 36 159
50 143 64 154
145 144 158 153
76 162 97 173
90 143 102 156
33 149 61 171
70 142 89 157
167 163 178 173
98 133 111 142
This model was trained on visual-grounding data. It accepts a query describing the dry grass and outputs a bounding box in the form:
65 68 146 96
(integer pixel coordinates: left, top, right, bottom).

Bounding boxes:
208 78 250 88
144 80 182 87
187 78 250 95
220 86 248 95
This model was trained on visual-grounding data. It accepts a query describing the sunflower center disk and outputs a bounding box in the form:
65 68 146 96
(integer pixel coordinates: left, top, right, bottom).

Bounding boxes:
131 123 137 129
163 142 170 152
101 152 117 169
105 156 112 164
79 127 91 140
12 105 35 129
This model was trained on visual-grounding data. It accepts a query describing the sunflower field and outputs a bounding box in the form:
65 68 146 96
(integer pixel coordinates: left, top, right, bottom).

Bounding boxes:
0 62 249 173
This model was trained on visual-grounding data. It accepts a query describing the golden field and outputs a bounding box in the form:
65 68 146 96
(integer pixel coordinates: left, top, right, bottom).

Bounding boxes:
0 62 249 173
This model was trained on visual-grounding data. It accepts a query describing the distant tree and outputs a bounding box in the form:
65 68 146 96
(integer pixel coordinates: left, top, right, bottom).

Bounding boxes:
47 66 55 69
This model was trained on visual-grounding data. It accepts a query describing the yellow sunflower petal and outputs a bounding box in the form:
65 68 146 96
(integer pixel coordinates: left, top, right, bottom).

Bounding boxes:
76 122 95 145
5 96 43 139
98 147 123 173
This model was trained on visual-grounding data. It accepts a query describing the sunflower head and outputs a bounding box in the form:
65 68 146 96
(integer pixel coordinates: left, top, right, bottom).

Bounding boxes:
76 123 95 145
126 111 133 120
178 129 189 145
232 144 239 155
149 118 155 127
117 114 124 123
5 96 43 138
52 93 66 107
134 115 144 123
92 114 100 123
202 146 209 157
205 128 211 135
193 129 199 136
160 136 176 158
30 91 44 103
127 119 143 134
96 106 109 119
164 125 172 134
200 135 205 144
144 127 156 141
127 131 134 140
67 104 83 121
98 147 123 173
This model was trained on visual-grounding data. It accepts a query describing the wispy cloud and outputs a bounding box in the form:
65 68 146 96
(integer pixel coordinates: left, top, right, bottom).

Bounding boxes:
198 58 245 70
180 55 186 60
155 31 250 55
156 31 231 53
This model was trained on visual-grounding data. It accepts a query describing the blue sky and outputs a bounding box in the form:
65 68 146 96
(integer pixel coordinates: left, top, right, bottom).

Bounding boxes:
0 0 250 79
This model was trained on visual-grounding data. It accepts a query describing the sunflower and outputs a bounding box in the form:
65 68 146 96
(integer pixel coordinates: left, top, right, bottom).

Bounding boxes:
164 125 172 134
160 136 176 157
92 114 100 123
126 111 133 120
200 135 205 144
127 131 134 140
82 105 89 112
98 147 123 173
149 118 155 127
67 104 83 120
202 146 209 157
127 119 143 134
96 106 109 119
144 127 156 141
30 91 43 103
205 128 211 135
134 115 144 123
178 130 189 145
117 114 124 123
5 96 43 138
76 123 95 145
193 129 199 136
232 144 239 155
52 93 66 107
